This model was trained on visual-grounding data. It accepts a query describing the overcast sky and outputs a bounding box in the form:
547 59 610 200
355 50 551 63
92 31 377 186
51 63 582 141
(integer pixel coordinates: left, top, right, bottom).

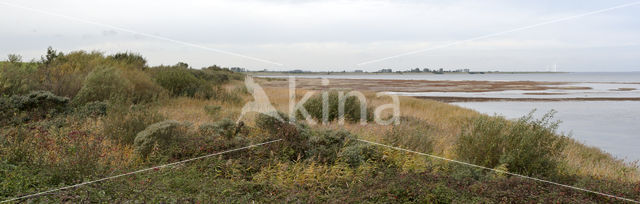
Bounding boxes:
1 0 639 71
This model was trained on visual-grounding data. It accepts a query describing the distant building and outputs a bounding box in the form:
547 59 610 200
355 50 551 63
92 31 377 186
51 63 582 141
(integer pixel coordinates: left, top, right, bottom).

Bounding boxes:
377 69 393 73
289 69 304 73
354 70 363 73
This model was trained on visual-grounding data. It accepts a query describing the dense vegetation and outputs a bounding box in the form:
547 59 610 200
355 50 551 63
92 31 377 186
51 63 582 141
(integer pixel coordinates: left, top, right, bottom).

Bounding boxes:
1 48 639 203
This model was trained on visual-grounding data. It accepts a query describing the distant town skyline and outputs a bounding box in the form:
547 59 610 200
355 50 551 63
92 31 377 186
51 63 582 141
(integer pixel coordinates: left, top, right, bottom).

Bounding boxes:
1 0 639 72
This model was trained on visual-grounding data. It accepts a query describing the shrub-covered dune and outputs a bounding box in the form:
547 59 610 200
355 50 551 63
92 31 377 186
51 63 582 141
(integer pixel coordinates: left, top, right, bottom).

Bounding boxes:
1 49 639 203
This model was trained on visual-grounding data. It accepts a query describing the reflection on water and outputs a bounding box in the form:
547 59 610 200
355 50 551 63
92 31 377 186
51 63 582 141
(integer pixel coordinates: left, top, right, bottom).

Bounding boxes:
453 101 640 162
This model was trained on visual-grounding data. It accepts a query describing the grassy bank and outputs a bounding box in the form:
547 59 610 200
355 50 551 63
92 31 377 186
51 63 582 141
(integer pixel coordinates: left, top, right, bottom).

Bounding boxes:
1 49 638 203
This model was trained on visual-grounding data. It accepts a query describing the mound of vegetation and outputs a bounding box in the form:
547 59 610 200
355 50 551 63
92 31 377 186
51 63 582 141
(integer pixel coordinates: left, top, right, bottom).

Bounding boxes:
0 91 69 125
456 111 567 177
134 120 188 157
255 112 381 166
300 91 373 123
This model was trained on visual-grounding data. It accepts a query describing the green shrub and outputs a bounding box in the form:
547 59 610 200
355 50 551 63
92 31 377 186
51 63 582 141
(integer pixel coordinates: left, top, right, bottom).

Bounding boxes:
255 112 310 161
455 111 567 177
150 66 202 97
338 143 382 167
307 129 357 164
198 118 239 140
190 68 229 85
383 116 435 154
0 91 69 125
149 65 243 100
300 91 372 123
38 50 106 98
74 66 132 104
122 69 167 103
103 104 165 144
198 123 218 137
196 65 244 84
0 62 40 96
214 118 237 139
10 91 69 112
134 120 186 157
107 52 147 69
255 111 291 134
74 67 165 105
74 101 108 117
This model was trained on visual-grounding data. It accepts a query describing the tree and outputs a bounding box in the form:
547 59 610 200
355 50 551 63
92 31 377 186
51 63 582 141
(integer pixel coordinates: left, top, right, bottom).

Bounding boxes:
7 54 21 63
176 62 189 68
110 52 147 68
41 46 62 65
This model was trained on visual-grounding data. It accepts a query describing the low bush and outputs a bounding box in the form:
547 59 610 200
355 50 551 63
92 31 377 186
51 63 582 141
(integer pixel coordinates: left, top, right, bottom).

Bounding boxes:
0 91 69 125
300 91 372 123
198 118 240 140
74 66 132 104
383 116 435 154
255 111 291 134
38 50 106 98
149 65 243 101
107 52 147 69
74 101 108 117
338 143 383 167
307 129 357 164
214 118 237 139
455 111 567 177
134 120 187 157
150 66 203 97
0 62 40 96
256 112 310 160
74 66 166 105
10 91 69 112
122 68 166 104
102 104 165 144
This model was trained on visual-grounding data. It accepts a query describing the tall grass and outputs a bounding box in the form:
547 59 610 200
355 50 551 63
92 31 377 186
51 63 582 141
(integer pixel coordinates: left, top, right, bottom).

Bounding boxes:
383 116 435 154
